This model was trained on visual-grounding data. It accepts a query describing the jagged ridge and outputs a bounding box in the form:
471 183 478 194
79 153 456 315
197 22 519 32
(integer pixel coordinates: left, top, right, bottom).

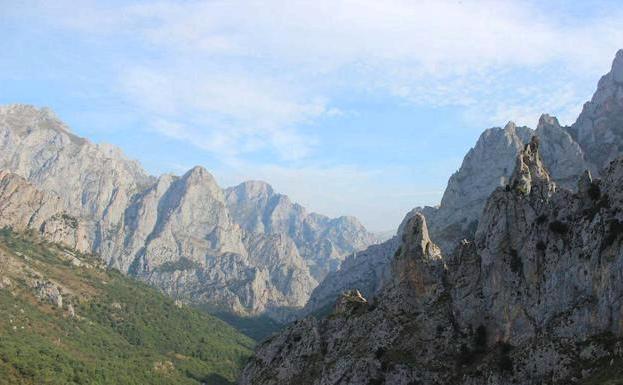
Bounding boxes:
240 129 623 385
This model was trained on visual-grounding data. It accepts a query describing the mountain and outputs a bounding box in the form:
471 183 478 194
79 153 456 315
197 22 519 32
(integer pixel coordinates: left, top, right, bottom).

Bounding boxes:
225 181 377 281
0 228 253 385
239 137 623 385
302 49 623 316
0 105 376 321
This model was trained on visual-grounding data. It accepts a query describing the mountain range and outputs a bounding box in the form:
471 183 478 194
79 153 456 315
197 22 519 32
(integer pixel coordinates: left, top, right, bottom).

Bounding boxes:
240 49 623 385
302 49 623 318
0 104 377 321
1 44 623 385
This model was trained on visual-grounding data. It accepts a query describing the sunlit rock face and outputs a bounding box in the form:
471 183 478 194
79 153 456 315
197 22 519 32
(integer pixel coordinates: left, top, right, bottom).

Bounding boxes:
0 104 375 320
303 50 623 317
240 134 623 385
225 180 378 281
0 170 88 252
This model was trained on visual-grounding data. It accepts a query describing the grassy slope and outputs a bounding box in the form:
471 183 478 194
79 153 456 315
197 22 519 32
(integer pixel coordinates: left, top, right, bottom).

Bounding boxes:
0 229 254 385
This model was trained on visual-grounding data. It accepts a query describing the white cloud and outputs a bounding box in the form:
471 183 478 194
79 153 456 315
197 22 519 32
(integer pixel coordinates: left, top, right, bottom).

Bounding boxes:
121 66 327 160
11 0 623 228
36 0 623 130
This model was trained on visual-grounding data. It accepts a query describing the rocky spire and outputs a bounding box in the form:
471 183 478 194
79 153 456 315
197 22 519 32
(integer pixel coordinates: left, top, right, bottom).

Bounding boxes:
386 213 445 309
510 136 555 197
394 213 440 262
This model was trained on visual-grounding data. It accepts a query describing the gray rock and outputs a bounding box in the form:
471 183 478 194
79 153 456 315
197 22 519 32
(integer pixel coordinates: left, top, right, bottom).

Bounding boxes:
0 105 375 320
226 181 377 281
35 281 63 308
240 135 623 385
571 49 623 172
303 50 623 314
0 170 88 251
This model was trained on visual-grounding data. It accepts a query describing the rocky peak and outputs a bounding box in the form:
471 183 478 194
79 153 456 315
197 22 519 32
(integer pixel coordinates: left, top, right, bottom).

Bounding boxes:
0 104 72 136
387 213 445 309
232 180 275 199
181 165 224 200
424 123 533 253
571 50 623 171
510 136 555 197
577 169 593 196
536 113 560 130
394 213 440 261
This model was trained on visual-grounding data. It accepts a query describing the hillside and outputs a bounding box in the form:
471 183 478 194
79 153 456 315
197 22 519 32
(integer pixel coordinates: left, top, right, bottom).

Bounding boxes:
0 228 254 385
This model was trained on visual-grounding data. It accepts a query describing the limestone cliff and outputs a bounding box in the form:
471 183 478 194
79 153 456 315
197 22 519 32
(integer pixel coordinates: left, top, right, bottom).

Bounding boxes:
0 170 88 251
303 50 623 317
226 181 377 281
0 105 374 320
240 137 623 385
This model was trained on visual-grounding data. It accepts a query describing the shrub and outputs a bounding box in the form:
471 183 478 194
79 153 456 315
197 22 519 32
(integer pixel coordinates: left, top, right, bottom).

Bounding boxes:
549 220 569 235
602 219 623 251
497 342 514 373
509 249 523 275
588 183 601 201
474 325 487 352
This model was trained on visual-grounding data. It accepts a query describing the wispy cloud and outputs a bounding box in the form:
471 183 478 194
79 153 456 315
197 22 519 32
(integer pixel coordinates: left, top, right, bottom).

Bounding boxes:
32 0 623 133
120 65 327 160
6 0 623 228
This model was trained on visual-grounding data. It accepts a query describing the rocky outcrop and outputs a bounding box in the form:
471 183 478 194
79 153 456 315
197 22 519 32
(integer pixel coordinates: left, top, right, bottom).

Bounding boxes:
571 49 623 173
302 236 399 316
302 50 623 315
0 170 88 251
0 104 153 259
0 105 374 320
425 122 534 253
240 138 623 385
226 181 377 280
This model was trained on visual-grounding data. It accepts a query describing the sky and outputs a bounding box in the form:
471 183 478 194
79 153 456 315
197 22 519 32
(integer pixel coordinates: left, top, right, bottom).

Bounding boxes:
1 0 622 232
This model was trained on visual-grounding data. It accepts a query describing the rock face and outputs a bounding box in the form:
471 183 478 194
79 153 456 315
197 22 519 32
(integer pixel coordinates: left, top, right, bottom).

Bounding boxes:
302 236 399 316
226 181 377 281
239 140 623 385
0 170 88 251
0 104 153 259
571 49 623 172
303 50 623 316
0 105 374 320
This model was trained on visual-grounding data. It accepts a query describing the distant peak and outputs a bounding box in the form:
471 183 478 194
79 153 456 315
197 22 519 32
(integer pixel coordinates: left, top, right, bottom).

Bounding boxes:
183 166 215 182
537 114 560 129
238 180 274 195
503 121 517 131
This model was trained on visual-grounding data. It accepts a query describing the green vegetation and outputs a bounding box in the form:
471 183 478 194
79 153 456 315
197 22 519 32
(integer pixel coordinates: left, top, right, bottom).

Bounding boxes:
201 308 283 343
0 229 254 385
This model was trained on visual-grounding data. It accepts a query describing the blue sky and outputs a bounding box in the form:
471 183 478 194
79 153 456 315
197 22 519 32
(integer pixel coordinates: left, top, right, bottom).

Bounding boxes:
1 0 622 232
